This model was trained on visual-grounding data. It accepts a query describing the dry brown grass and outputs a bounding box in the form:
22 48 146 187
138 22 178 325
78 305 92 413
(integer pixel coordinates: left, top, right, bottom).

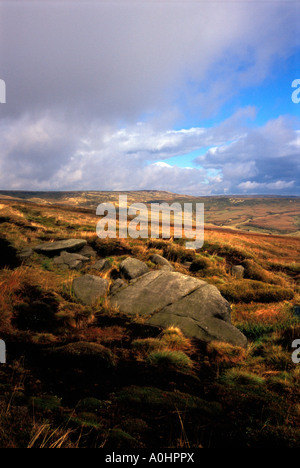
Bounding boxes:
28 423 76 448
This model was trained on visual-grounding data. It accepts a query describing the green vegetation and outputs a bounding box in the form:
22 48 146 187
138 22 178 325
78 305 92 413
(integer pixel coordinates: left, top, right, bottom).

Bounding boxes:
146 350 194 372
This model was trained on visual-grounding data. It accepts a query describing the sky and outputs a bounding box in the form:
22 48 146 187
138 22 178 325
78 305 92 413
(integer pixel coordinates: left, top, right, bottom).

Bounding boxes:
0 0 299 196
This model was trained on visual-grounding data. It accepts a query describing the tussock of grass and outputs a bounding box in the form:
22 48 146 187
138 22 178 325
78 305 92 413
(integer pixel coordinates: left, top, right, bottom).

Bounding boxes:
131 326 195 362
131 337 163 355
48 341 118 369
202 240 254 263
30 395 62 412
106 428 138 448
146 350 193 372
113 385 221 415
147 239 195 263
67 413 102 430
159 326 194 353
242 259 284 285
56 302 95 329
219 279 294 304
266 371 296 392
189 256 210 272
76 397 105 412
252 343 293 371
232 303 299 340
206 341 246 366
90 237 132 257
220 368 265 387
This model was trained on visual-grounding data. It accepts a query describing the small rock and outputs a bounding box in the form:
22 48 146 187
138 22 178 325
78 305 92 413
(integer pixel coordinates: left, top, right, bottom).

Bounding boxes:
18 247 34 260
110 278 126 294
119 257 149 280
53 251 89 270
149 254 174 271
231 265 245 279
69 260 84 270
91 258 112 272
78 245 97 258
73 274 109 305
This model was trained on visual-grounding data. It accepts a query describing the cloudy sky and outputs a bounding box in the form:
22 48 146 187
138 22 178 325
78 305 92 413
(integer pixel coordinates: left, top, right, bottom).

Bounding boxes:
0 0 299 195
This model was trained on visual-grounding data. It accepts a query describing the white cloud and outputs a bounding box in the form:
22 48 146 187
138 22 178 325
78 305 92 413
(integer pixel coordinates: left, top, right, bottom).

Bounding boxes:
152 162 173 168
238 180 295 192
0 110 298 195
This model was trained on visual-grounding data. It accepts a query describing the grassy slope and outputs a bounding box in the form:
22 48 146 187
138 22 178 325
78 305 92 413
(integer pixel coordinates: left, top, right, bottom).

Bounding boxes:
0 199 299 448
0 190 299 235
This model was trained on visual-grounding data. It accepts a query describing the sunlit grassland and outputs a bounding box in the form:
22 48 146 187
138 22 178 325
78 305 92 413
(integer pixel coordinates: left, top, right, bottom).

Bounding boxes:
0 196 299 448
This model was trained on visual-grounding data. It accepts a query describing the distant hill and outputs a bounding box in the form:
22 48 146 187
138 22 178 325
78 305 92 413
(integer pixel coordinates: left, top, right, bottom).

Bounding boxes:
0 190 299 236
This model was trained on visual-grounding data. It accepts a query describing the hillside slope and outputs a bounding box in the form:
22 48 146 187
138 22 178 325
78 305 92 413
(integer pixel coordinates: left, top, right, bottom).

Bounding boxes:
0 191 299 236
0 198 299 448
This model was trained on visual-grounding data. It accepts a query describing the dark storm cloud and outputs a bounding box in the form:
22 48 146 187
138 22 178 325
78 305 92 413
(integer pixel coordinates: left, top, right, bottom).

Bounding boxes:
2 1 299 120
1 1 205 120
195 116 300 194
0 1 299 194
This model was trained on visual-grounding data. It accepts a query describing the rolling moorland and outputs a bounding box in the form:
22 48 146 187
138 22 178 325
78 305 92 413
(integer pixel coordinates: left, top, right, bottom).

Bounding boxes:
0 192 299 448
0 190 299 236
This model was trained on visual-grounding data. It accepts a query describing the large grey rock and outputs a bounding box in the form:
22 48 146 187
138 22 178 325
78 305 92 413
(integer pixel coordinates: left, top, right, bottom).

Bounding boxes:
53 251 89 270
109 270 247 347
110 270 201 316
73 274 108 305
119 257 149 280
149 254 174 271
34 239 87 255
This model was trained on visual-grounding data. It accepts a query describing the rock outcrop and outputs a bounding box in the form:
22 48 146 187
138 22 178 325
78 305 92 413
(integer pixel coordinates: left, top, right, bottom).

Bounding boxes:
24 237 247 347
34 239 87 256
109 269 247 347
